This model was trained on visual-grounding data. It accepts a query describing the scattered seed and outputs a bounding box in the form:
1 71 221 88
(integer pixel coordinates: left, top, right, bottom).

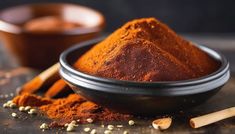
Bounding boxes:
11 113 17 118
9 103 16 108
71 120 76 124
66 125 75 132
5 94 9 98
77 119 80 122
19 106 25 112
117 125 123 128
87 118 93 123
90 129 97 134
152 117 172 130
107 125 114 130
3 103 8 108
84 127 91 132
28 108 37 115
104 130 112 134
123 130 129 134
101 125 105 128
70 123 78 127
40 123 49 130
68 123 75 127
24 106 31 111
128 120 135 126
7 100 13 104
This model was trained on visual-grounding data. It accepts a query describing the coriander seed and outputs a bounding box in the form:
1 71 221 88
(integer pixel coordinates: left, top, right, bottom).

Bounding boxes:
107 125 114 130
90 129 97 134
128 120 135 126
87 118 93 123
84 127 91 132
11 113 17 118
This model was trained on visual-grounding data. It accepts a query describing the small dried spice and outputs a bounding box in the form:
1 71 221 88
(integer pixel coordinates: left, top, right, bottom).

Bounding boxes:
128 120 135 126
86 118 94 123
66 124 75 132
117 125 123 128
90 129 97 134
152 117 172 130
9 103 16 108
11 113 17 118
107 125 114 130
3 103 8 108
19 106 25 112
3 100 17 109
123 130 129 134
40 123 49 130
84 127 91 132
104 130 112 134
70 120 77 125
24 106 32 111
28 108 37 115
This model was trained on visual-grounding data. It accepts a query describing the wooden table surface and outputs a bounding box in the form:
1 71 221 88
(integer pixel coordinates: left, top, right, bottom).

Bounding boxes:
0 34 235 134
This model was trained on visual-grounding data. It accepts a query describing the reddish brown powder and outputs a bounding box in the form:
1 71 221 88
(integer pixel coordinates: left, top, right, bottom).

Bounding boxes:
75 18 219 81
13 93 52 107
13 93 131 126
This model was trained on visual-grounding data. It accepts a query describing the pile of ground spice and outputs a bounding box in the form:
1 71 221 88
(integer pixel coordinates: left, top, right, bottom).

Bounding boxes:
13 93 131 126
75 18 219 81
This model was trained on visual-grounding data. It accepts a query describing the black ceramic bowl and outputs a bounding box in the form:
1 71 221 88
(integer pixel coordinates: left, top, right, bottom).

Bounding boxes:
59 37 230 115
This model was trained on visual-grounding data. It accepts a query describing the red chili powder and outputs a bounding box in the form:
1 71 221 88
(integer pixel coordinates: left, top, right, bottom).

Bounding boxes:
75 18 219 82
13 93 131 126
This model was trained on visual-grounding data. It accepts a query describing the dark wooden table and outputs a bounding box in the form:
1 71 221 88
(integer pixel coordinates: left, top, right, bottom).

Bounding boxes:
0 34 235 134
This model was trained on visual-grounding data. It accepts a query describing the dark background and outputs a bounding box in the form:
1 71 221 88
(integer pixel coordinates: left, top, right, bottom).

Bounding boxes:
0 0 234 33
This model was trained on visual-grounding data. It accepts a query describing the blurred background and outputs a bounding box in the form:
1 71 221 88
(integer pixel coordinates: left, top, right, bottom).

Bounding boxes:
0 0 234 33
0 0 234 72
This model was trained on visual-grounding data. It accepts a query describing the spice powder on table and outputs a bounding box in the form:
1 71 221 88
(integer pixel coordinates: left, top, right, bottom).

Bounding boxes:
13 93 131 126
14 17 220 126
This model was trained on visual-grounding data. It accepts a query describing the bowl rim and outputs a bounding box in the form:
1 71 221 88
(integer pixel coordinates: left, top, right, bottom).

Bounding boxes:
0 2 105 35
59 37 230 87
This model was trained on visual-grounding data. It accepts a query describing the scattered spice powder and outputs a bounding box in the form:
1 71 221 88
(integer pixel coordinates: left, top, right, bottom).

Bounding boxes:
75 18 219 81
13 93 131 126
13 93 52 107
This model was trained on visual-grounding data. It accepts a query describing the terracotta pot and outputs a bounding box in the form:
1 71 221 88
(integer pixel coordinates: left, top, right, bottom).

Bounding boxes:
0 3 105 70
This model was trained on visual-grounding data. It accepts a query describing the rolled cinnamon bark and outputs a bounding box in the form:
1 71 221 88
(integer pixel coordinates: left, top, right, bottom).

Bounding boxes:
45 79 73 98
17 63 60 94
190 107 235 128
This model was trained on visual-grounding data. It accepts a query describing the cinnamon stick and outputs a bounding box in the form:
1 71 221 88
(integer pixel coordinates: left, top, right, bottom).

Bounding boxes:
18 63 60 94
190 107 235 128
45 79 72 98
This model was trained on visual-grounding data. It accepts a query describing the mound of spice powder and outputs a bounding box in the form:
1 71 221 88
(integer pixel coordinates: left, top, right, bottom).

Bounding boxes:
75 18 219 81
13 93 131 126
